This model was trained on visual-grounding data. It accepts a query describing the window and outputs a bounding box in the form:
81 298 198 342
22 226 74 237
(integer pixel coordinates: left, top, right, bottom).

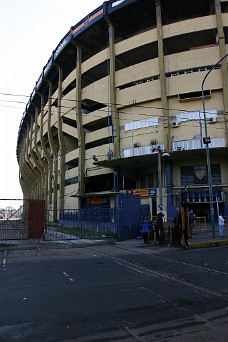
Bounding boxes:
175 108 218 125
181 166 194 185
125 117 158 131
65 176 78 186
211 165 221 184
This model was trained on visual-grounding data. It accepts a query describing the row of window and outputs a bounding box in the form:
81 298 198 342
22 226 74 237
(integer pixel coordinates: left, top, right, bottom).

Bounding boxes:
124 108 218 133
122 137 225 157
125 117 159 131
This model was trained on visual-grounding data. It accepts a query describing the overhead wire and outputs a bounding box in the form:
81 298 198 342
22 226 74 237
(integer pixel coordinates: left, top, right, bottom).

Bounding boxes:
0 92 224 118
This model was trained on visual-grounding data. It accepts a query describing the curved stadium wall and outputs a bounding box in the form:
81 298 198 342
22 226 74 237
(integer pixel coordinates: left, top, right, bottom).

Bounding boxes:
17 0 228 219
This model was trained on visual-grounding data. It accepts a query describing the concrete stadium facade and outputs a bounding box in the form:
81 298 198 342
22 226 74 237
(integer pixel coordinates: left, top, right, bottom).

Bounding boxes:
17 0 228 220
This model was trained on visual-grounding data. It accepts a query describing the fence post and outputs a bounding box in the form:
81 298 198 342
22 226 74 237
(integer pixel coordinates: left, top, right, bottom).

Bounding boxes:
80 209 83 239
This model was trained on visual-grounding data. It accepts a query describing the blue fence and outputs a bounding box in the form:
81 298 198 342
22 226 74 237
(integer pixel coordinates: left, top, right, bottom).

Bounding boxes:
45 208 119 241
44 205 142 241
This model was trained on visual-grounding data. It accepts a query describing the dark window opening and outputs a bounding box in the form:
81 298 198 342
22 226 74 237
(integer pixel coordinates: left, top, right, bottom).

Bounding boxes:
85 137 110 150
65 176 78 186
123 176 137 190
62 79 76 96
52 98 58 108
224 27 228 44
116 42 158 72
161 0 215 25
164 29 218 56
85 173 114 193
82 61 108 89
65 159 78 171
84 116 110 133
81 98 106 113
118 74 160 90
63 117 77 128
179 89 211 101
222 2 228 13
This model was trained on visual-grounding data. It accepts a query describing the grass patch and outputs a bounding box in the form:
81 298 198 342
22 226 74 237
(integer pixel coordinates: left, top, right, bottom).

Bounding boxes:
47 224 117 239
0 243 16 247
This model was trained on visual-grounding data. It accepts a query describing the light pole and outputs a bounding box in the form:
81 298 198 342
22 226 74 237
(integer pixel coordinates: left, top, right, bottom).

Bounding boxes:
157 148 170 213
201 53 228 239
157 148 162 212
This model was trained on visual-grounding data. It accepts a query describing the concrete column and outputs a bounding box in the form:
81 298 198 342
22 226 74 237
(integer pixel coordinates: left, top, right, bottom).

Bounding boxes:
19 169 29 194
25 124 40 198
20 154 33 194
155 0 170 151
56 66 65 211
76 46 85 206
38 93 53 208
215 0 228 138
47 82 58 219
33 105 47 201
108 23 120 158
23 162 36 197
21 137 34 197
29 113 43 199
19 144 32 194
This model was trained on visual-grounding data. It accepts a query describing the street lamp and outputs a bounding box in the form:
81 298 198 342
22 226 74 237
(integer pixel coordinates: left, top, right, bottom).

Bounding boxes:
201 53 228 239
156 147 170 244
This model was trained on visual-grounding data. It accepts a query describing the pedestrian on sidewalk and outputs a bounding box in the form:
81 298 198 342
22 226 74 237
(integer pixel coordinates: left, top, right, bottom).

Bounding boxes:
153 218 159 244
141 216 149 244
174 207 182 246
189 210 196 237
218 213 225 238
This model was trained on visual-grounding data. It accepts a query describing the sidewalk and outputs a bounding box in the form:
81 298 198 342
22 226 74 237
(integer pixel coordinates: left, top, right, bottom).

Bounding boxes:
187 229 228 249
115 229 228 250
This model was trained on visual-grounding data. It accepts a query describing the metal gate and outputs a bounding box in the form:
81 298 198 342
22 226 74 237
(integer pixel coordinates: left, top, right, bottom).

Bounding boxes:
0 199 45 242
0 199 28 241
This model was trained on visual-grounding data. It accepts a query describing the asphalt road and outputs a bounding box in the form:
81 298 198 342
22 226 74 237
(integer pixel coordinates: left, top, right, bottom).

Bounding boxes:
0 243 228 341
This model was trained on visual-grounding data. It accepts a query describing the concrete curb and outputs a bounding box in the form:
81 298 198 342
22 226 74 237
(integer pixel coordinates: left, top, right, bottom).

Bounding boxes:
189 239 228 249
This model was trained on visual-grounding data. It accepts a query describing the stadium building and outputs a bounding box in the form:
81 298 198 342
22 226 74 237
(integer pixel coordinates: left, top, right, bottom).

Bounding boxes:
17 0 228 221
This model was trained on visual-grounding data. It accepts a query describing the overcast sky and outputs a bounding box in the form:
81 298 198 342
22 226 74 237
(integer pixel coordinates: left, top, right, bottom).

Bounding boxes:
0 0 102 199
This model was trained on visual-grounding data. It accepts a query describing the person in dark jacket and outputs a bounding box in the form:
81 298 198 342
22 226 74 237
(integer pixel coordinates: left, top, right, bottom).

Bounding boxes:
189 210 195 237
157 211 164 244
174 207 182 246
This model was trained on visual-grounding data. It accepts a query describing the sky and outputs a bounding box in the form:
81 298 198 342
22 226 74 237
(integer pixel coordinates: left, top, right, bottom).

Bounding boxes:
0 0 103 199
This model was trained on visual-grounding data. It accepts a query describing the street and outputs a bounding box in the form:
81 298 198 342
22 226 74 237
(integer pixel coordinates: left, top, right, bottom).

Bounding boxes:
0 242 228 341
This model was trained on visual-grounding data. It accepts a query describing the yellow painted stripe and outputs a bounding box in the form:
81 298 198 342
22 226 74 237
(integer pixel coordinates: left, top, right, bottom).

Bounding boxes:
71 8 103 35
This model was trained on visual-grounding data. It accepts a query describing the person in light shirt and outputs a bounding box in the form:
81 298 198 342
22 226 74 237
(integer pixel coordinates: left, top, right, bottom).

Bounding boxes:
218 214 225 238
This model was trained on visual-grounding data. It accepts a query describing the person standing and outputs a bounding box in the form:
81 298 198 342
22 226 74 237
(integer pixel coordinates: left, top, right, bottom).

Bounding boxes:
157 211 164 244
218 214 225 238
174 207 182 246
141 216 149 244
189 210 195 237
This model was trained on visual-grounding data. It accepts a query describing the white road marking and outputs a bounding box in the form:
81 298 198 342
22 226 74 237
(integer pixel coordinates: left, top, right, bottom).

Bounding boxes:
63 271 74 282
3 251 7 271
113 257 227 299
